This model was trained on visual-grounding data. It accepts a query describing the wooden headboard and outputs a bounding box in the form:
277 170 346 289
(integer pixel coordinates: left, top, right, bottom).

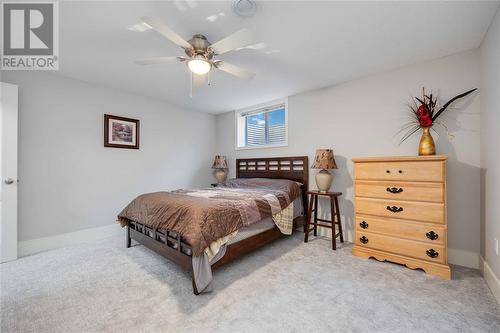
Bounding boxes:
236 156 309 192
236 156 309 222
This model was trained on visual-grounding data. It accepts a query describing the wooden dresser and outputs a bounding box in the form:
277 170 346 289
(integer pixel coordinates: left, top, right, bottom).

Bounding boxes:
352 155 450 279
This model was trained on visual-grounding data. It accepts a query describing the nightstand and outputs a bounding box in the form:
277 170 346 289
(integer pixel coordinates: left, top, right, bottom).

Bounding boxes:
304 190 344 250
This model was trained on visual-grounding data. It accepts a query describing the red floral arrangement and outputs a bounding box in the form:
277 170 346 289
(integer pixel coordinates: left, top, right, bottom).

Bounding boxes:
416 103 433 127
399 87 477 144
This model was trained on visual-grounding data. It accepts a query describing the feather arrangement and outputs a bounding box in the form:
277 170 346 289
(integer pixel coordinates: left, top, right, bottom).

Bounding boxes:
398 87 477 144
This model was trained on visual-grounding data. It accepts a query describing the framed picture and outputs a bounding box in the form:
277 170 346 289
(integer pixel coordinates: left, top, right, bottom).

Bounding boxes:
104 114 140 149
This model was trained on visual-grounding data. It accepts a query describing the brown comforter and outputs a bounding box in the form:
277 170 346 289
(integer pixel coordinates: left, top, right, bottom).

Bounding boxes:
117 178 301 256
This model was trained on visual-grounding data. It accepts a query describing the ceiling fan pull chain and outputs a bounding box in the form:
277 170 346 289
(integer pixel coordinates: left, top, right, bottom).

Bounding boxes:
190 72 193 98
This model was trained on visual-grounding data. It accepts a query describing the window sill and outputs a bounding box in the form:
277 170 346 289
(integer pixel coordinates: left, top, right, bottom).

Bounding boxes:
235 143 289 151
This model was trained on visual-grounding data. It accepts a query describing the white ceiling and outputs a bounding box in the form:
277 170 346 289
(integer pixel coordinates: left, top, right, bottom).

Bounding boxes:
58 1 499 114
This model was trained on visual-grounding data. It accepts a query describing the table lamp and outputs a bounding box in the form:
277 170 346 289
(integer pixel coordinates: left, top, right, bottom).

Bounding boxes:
312 149 338 192
212 155 228 183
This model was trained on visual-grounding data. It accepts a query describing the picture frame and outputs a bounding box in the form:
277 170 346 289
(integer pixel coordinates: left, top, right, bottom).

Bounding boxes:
104 114 140 149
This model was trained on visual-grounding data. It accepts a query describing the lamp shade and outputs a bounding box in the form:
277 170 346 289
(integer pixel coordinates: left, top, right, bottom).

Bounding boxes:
311 149 338 169
212 155 228 169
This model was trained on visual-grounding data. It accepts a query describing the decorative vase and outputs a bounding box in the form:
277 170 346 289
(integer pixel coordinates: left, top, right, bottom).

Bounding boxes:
418 126 436 156
315 169 333 192
214 169 227 183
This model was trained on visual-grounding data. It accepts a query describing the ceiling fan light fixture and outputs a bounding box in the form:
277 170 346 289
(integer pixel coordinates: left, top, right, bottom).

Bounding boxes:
188 56 211 75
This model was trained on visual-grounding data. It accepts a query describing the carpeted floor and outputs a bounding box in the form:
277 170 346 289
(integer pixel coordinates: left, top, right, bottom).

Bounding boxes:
1 232 499 333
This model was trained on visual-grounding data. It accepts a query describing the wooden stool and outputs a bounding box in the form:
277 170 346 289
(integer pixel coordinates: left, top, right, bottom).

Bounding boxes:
304 191 344 250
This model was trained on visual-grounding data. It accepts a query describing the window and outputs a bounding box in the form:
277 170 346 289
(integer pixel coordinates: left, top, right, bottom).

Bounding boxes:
236 100 288 149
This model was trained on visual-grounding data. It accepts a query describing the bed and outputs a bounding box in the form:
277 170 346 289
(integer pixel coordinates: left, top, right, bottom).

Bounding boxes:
120 156 309 294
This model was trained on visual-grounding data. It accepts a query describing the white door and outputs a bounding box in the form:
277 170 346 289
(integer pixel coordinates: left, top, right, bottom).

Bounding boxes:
0 82 18 263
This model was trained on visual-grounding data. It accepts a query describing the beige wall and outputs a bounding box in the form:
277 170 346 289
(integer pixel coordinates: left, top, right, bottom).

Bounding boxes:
480 9 500 278
216 50 481 262
2 72 216 241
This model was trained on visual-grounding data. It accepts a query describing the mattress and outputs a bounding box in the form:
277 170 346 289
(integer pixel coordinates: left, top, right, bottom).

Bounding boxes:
227 195 303 245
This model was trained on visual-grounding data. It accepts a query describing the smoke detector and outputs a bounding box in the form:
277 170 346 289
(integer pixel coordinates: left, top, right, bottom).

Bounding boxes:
232 0 257 17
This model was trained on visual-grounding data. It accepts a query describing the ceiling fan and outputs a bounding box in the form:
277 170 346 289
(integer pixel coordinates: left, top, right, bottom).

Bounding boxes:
135 16 256 95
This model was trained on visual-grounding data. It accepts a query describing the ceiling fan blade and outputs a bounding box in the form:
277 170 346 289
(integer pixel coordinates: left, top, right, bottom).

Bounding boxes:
141 16 192 49
210 29 253 55
135 56 185 65
215 61 255 80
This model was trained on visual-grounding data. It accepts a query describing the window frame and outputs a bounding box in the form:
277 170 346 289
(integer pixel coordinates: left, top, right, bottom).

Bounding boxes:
235 98 289 150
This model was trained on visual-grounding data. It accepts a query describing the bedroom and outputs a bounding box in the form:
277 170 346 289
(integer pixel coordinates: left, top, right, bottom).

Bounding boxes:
0 0 499 332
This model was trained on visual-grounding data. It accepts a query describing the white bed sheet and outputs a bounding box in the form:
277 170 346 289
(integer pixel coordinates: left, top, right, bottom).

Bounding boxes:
227 194 303 245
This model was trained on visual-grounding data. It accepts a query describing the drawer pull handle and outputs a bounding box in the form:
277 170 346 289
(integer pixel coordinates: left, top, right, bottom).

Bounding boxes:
398 170 403 174
386 206 404 213
359 221 369 229
386 187 403 194
360 236 369 244
386 170 390 173
426 231 439 240
426 249 439 258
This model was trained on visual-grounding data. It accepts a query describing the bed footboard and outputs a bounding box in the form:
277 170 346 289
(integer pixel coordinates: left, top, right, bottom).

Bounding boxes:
127 221 204 294
127 216 304 295
127 221 193 272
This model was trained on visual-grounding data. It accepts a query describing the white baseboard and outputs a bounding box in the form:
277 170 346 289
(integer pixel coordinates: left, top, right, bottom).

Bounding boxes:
18 224 485 273
18 224 123 257
448 248 480 269
480 256 500 305
315 226 479 269
315 226 355 243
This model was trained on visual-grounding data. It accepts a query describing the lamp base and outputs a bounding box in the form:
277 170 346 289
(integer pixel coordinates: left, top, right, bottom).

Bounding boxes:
315 169 332 192
214 169 227 183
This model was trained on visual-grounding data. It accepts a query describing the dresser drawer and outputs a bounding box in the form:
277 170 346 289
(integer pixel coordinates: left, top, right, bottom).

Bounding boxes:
355 197 445 223
355 216 445 245
355 231 446 264
355 181 444 203
355 161 445 182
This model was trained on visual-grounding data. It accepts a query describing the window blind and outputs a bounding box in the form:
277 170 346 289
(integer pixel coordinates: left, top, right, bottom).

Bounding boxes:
239 103 286 117
243 104 286 147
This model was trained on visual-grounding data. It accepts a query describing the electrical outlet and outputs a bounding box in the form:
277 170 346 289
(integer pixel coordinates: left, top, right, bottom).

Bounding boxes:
495 238 499 256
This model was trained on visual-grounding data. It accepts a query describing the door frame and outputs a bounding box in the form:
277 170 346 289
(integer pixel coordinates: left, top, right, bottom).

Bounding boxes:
1 82 18 263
